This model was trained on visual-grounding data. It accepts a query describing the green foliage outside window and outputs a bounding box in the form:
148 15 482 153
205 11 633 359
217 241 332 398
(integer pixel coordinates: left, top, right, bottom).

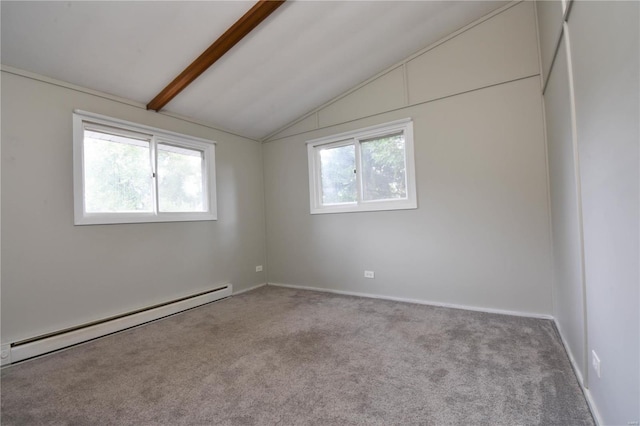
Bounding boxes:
361 133 406 201
318 133 406 206
157 145 205 212
84 134 153 213
320 144 357 204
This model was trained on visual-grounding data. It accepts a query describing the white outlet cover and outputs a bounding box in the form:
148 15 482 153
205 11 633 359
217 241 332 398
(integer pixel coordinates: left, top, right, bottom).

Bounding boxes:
256 265 263 272
364 271 375 278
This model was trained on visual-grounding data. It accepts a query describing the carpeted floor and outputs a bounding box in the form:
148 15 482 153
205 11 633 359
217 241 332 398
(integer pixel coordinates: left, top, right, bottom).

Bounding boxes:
1 285 594 425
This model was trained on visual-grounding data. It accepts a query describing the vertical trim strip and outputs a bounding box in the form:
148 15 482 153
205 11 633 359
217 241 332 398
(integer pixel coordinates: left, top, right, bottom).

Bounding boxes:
402 63 410 106
534 0 557 318
562 21 589 388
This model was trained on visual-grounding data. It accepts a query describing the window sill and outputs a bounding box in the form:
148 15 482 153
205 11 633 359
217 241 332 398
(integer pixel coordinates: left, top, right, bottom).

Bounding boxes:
74 212 217 225
310 199 417 215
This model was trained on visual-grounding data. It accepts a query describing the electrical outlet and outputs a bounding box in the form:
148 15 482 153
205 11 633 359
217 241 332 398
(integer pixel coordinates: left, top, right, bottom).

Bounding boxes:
592 350 601 378
364 270 375 279
255 265 263 272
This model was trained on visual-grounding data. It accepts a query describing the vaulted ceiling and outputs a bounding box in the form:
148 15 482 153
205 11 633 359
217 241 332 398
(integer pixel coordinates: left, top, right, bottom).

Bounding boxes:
1 1 507 140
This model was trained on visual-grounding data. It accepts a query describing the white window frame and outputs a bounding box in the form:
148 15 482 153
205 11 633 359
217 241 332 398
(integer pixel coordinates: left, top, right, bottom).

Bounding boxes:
73 110 217 225
307 118 417 214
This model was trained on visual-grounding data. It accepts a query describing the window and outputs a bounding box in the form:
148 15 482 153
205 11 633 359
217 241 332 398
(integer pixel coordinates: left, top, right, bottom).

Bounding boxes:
73 110 217 225
307 118 417 214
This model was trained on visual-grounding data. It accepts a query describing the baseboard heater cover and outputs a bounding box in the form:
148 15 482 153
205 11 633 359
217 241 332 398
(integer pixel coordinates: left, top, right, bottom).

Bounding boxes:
7 284 232 365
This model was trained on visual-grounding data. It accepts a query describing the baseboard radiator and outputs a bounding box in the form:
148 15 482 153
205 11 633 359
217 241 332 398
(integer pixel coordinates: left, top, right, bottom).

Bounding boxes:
4 284 232 365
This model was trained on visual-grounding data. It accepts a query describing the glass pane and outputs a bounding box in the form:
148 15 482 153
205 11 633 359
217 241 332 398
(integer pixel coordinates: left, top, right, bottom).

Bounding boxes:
157 144 205 212
83 129 153 213
319 143 357 205
361 133 407 201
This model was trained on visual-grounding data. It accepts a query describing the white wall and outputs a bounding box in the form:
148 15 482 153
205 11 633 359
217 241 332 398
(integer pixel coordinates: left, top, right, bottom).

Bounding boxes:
537 1 640 424
1 71 267 344
263 2 553 316
542 34 588 381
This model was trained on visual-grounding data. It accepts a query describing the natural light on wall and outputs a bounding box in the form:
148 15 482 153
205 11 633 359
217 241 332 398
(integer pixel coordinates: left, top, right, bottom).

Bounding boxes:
73 111 217 225
307 118 417 214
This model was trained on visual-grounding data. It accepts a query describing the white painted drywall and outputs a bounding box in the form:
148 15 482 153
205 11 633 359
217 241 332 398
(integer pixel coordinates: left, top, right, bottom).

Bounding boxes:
270 2 538 142
567 1 640 423
406 1 540 105
263 2 553 316
542 34 587 381
537 0 640 423
1 71 267 344
318 66 406 128
270 113 318 141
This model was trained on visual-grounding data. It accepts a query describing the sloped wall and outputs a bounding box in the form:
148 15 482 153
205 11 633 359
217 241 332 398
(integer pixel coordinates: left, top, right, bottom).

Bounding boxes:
263 2 553 316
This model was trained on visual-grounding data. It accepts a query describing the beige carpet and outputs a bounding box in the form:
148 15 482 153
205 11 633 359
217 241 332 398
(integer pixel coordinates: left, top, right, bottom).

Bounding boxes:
1 285 593 425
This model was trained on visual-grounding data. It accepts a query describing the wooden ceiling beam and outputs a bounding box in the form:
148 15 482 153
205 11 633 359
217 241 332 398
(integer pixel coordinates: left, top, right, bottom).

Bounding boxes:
147 0 285 112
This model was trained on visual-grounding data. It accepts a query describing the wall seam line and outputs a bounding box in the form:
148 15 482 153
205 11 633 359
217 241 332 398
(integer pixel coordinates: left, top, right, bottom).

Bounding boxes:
261 0 524 143
265 73 541 143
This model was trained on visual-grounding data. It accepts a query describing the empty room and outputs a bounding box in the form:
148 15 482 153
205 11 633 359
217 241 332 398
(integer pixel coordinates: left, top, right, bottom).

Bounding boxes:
1 0 638 424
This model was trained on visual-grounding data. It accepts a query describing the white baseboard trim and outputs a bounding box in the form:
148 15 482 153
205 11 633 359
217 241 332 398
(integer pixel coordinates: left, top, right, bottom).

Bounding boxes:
233 282 267 296
553 319 603 426
267 282 554 320
5 284 233 365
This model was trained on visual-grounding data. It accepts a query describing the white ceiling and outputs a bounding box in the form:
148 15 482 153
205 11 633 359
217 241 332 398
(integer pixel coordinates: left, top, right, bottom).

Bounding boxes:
1 1 507 140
